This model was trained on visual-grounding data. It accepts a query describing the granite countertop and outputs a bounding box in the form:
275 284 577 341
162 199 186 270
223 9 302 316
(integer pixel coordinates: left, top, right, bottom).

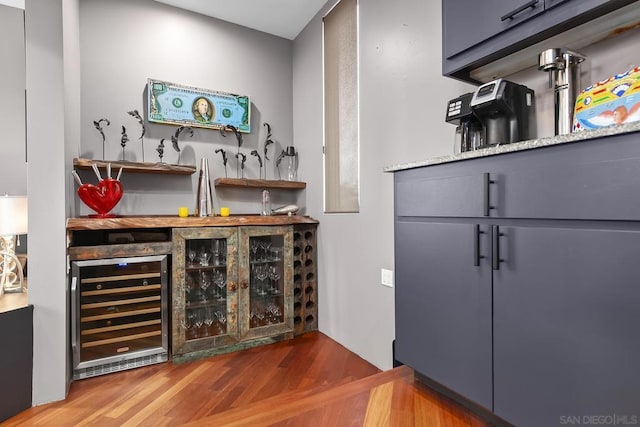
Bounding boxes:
384 121 640 173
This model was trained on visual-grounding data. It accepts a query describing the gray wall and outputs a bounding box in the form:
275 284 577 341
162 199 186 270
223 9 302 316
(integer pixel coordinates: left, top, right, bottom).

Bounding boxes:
77 0 297 217
507 27 640 139
25 0 80 405
0 4 27 196
293 0 474 370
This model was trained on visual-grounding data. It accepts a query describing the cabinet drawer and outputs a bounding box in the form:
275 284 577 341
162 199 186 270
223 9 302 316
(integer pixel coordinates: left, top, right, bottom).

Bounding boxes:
394 132 640 221
494 135 640 220
396 173 487 217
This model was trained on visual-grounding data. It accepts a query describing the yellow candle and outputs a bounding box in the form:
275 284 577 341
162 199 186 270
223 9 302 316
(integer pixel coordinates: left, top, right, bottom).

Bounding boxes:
220 206 230 217
178 207 189 217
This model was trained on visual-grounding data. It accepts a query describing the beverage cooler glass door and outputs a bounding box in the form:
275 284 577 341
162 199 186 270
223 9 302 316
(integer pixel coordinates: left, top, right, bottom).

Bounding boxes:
172 227 239 356
71 255 169 379
239 226 294 340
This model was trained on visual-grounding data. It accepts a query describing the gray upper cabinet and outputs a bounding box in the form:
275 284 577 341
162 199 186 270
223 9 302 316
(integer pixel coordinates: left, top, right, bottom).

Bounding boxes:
442 0 636 83
543 0 572 9
442 0 544 60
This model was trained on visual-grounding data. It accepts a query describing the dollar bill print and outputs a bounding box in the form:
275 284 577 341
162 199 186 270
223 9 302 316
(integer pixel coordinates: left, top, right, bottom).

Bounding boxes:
147 78 251 133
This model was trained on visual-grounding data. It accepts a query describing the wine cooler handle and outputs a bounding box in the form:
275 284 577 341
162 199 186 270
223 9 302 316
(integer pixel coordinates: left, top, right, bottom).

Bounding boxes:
474 224 485 267
71 276 79 360
492 225 504 270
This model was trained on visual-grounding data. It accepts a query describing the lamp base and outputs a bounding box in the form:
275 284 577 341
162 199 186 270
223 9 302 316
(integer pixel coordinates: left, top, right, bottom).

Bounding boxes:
3 282 24 293
1 236 25 294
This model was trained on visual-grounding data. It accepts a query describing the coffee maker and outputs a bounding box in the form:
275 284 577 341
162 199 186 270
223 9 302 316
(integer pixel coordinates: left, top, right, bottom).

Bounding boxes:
470 79 535 146
445 92 484 153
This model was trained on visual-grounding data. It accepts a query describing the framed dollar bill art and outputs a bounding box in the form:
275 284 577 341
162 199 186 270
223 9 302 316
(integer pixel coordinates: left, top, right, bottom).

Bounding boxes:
147 78 251 132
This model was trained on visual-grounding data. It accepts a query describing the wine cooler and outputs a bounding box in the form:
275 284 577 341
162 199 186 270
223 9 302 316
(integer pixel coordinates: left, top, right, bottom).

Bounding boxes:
71 255 169 379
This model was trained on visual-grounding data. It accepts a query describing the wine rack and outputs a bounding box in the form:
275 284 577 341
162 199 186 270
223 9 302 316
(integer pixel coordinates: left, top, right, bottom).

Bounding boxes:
293 224 318 335
71 255 169 379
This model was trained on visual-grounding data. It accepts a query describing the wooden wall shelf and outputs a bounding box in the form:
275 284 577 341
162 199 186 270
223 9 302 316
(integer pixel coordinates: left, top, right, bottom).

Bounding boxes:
214 177 306 190
73 158 196 175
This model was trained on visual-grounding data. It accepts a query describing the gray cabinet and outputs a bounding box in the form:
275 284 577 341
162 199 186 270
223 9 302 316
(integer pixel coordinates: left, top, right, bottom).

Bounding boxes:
442 0 635 82
0 305 33 422
443 0 543 60
493 225 640 425
393 131 640 426
395 221 492 409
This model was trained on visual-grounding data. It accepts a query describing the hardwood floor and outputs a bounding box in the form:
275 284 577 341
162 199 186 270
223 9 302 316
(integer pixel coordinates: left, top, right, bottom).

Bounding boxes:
5 332 490 426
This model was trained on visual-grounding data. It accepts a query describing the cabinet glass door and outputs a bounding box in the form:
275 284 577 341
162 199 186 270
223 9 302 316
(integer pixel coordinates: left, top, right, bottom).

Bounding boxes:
172 227 238 357
239 226 293 340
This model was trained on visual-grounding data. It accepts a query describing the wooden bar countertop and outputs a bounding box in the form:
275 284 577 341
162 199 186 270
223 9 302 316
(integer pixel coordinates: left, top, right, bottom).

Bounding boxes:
66 214 319 231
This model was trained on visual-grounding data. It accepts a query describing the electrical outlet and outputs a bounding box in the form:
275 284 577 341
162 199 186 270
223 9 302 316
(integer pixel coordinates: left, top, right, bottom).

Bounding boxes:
381 268 393 288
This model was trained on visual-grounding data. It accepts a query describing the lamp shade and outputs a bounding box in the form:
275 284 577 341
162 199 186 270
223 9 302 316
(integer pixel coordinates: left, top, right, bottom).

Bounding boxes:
0 195 28 236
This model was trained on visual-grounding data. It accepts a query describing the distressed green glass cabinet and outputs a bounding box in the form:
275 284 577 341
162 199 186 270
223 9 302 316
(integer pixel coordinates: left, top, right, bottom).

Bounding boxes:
172 225 295 362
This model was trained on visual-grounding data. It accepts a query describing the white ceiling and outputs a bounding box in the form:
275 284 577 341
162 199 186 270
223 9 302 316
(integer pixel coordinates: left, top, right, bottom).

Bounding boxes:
153 0 328 40
0 0 24 9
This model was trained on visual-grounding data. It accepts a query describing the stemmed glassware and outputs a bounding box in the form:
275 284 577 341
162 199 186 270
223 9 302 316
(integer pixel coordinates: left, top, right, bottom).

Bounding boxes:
259 241 272 261
272 305 282 323
213 239 227 266
215 311 227 334
255 310 265 326
265 303 282 324
193 310 204 338
200 271 211 302
250 240 260 262
199 246 211 266
268 266 281 294
204 308 215 336
249 302 265 327
213 269 226 301
254 264 268 296
187 247 197 266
